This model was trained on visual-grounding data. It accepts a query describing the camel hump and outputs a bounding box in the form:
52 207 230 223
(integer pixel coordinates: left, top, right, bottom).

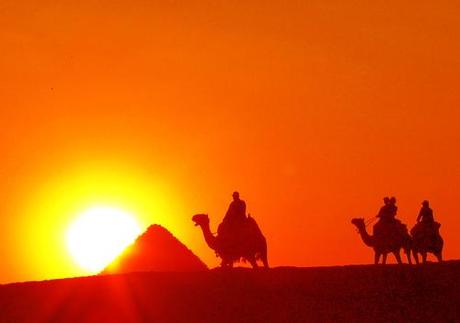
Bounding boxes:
373 220 408 240
245 215 264 237
246 214 258 227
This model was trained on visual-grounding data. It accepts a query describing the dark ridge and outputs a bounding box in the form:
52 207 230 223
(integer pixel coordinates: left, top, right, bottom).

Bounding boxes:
0 262 459 322
102 224 208 274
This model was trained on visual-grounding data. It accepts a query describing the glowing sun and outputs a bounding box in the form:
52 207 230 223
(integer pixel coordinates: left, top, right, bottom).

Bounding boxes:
66 207 141 273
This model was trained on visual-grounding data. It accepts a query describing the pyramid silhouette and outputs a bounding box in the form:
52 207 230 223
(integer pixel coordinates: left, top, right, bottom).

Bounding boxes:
102 224 208 274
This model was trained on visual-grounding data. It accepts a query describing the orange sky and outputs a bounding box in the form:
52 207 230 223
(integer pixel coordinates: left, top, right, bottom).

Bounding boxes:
1 0 460 283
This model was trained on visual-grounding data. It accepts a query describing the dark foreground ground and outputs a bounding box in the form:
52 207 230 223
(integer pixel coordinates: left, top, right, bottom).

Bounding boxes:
1 262 459 323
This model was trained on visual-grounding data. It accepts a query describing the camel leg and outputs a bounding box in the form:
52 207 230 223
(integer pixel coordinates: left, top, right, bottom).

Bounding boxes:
382 253 388 265
393 251 402 264
374 252 381 265
261 241 269 268
262 256 269 269
260 253 269 269
248 258 259 269
435 252 443 263
413 250 420 265
405 248 412 265
422 252 427 264
221 258 233 269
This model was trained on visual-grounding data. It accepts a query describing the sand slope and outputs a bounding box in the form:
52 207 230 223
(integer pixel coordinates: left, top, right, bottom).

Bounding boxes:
0 262 459 322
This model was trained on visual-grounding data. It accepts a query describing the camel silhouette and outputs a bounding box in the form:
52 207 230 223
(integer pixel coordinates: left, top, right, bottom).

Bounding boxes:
351 218 412 264
192 213 268 268
410 223 444 264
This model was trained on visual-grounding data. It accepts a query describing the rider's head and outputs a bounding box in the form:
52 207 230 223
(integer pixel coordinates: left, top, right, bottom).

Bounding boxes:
422 200 430 207
383 197 390 204
232 191 240 200
390 197 396 204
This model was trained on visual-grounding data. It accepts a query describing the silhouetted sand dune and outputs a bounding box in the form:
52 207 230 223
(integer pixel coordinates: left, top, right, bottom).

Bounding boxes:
1 262 459 322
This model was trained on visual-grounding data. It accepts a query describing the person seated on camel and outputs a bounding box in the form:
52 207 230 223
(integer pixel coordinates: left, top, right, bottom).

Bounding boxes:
413 200 439 238
374 196 402 236
373 197 391 235
417 200 434 223
376 197 391 221
388 197 398 220
218 191 247 242
388 196 401 224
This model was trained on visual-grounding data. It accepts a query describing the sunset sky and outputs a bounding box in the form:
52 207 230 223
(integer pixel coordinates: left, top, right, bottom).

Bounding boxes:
1 0 459 283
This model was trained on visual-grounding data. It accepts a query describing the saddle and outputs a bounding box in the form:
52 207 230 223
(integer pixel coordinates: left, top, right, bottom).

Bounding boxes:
373 219 408 240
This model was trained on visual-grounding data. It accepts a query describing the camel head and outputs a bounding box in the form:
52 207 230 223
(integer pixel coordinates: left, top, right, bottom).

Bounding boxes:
351 218 366 230
192 214 210 227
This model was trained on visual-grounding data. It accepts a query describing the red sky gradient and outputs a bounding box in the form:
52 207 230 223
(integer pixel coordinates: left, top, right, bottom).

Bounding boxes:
1 0 459 283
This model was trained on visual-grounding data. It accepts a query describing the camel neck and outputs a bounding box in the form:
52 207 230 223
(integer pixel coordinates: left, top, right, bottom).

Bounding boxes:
200 223 217 250
358 225 373 247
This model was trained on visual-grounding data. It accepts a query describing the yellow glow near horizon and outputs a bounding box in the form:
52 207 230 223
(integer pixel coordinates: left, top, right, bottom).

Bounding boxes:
16 163 186 282
66 206 141 273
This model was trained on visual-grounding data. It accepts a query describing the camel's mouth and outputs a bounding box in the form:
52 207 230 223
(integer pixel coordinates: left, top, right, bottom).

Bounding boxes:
191 216 199 226
192 214 207 226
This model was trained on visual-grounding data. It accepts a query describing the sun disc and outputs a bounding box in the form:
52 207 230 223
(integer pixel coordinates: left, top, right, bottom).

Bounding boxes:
66 207 141 273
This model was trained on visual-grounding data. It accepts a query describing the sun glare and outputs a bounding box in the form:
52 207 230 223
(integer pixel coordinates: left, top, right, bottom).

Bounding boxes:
66 207 141 273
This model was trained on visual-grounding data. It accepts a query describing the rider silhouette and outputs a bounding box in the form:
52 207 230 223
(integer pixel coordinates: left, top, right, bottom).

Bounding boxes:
219 191 247 239
376 197 391 221
223 192 246 225
374 196 400 236
388 197 398 221
417 200 434 223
